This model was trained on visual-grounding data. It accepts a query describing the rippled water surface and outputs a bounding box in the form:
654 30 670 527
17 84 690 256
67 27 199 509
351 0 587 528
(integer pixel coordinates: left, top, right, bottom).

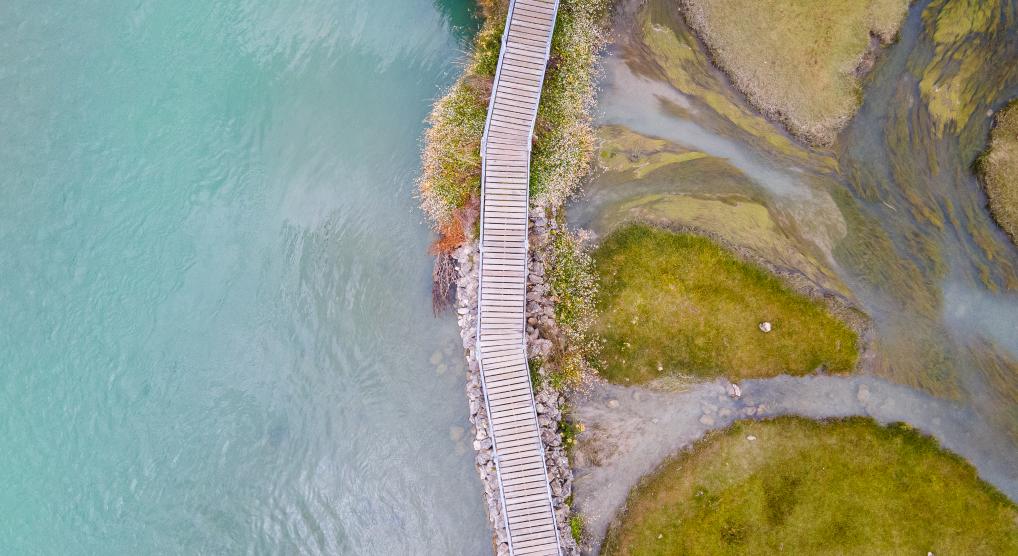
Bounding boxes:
0 0 490 553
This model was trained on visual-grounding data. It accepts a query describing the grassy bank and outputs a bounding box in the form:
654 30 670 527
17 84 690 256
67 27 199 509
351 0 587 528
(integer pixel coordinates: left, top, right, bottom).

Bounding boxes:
591 224 858 384
603 417 1018 555
679 0 908 146
419 0 609 244
543 226 601 389
977 100 1018 245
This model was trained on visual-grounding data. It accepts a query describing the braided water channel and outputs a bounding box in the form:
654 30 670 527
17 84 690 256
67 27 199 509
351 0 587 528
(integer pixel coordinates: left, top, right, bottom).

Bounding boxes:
567 0 1018 545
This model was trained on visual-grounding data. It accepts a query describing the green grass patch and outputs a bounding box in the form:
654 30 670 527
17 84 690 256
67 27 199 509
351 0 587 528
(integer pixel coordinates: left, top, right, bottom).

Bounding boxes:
680 0 908 145
544 227 600 390
592 224 858 383
603 417 1018 555
977 99 1018 245
569 514 585 544
558 403 583 455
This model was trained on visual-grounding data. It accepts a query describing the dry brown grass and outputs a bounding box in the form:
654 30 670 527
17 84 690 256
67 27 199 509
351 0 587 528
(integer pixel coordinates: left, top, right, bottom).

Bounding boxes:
679 0 908 146
978 100 1018 244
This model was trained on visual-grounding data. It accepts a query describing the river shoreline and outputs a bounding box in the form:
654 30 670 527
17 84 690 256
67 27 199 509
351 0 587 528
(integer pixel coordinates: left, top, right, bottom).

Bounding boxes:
452 206 582 555
421 1 611 552
571 375 1018 552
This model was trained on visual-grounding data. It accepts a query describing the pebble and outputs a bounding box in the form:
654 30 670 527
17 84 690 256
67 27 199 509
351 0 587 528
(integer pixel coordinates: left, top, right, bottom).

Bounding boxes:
607 399 620 408
699 415 715 426
857 384 871 403
747 435 757 441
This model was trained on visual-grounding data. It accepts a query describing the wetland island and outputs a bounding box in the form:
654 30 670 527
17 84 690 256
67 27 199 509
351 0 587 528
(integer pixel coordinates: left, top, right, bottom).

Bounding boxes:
421 0 1018 554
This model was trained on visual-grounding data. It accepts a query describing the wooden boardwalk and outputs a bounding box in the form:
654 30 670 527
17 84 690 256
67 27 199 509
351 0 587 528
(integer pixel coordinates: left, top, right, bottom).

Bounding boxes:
476 1 562 555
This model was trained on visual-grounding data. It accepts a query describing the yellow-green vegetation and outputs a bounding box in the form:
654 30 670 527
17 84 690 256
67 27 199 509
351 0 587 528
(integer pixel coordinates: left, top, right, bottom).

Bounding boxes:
595 126 754 191
531 0 611 208
592 127 846 291
544 227 600 389
598 194 843 294
598 126 708 179
569 514 584 543
634 2 832 168
919 0 1018 140
680 0 908 146
968 339 1018 446
592 225 857 383
603 417 1018 556
977 100 1018 244
418 0 609 238
419 1 503 231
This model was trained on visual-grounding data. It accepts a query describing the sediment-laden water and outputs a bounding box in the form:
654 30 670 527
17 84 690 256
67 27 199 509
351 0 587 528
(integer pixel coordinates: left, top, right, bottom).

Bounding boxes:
0 0 490 553
570 0 1018 497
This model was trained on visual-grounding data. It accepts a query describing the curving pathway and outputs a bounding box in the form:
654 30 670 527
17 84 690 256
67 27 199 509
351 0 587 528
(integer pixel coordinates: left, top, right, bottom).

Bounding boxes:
571 375 1018 552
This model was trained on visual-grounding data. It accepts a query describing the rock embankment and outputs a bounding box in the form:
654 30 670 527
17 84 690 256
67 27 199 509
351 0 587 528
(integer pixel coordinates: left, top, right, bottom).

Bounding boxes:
453 208 579 555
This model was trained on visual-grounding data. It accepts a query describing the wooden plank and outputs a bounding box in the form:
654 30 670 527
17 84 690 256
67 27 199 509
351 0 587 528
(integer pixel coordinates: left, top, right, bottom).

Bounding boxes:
508 504 555 521
491 417 537 433
513 8 555 25
502 51 546 69
515 1 555 16
508 509 555 527
506 29 548 46
493 420 538 436
514 542 560 555
513 10 555 26
505 39 549 56
495 76 542 93
513 528 559 545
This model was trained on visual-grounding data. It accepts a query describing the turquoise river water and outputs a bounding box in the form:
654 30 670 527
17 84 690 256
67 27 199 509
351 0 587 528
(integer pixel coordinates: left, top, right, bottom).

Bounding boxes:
0 0 492 553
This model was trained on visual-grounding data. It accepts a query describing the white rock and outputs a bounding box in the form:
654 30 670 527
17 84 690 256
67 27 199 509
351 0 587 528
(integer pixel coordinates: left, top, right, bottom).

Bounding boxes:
747 435 757 441
759 321 772 332
857 384 871 403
